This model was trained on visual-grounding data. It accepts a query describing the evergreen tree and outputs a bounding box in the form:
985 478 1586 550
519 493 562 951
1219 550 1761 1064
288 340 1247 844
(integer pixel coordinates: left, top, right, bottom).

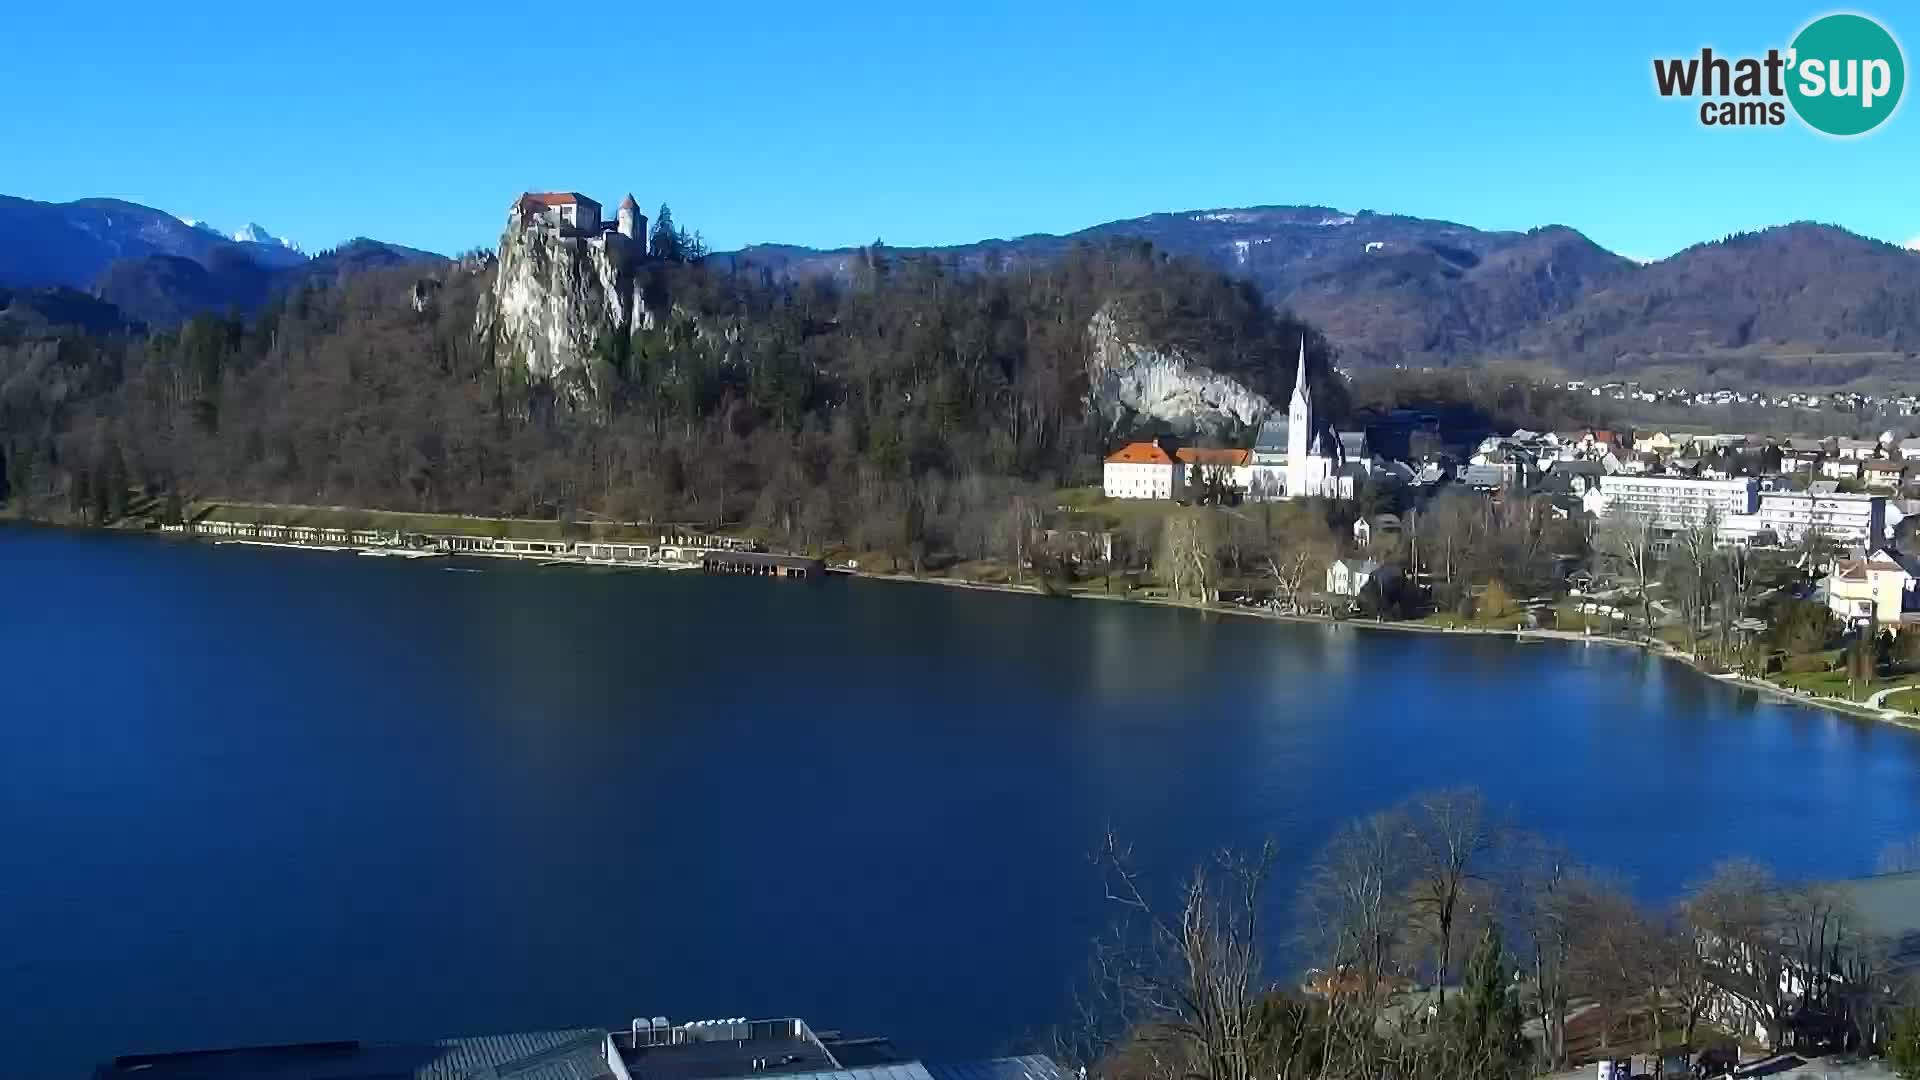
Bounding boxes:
650 204 680 262
1447 927 1530 1080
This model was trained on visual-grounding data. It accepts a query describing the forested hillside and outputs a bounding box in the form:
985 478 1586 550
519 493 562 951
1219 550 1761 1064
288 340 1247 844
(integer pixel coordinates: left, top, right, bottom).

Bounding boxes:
1 242 1335 553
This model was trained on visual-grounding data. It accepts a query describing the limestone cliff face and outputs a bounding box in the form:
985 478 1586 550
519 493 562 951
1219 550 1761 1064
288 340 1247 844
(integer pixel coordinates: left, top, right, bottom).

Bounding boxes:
1086 304 1270 438
474 220 649 384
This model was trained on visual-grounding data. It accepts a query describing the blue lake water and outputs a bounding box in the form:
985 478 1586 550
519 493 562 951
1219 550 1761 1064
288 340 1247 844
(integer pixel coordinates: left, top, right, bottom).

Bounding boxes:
3 526 1919 1077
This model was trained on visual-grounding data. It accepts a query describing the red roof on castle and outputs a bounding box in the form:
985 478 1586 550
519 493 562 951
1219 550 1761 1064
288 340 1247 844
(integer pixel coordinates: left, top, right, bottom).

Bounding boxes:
517 191 599 212
619 193 639 210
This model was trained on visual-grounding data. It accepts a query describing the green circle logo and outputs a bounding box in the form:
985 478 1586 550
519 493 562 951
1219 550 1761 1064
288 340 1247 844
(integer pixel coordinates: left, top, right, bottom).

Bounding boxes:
1787 13 1905 136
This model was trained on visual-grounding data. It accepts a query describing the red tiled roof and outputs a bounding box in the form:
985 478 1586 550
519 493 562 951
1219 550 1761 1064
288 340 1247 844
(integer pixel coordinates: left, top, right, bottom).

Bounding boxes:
1106 441 1174 465
1175 447 1251 467
518 191 599 210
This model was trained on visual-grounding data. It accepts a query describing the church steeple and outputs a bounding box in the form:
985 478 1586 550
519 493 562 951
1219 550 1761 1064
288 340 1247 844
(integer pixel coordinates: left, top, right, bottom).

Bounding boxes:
1286 338 1314 497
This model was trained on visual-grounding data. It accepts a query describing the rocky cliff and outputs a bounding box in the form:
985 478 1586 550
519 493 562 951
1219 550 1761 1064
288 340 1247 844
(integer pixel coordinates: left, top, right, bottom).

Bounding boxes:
475 219 649 384
1085 304 1270 438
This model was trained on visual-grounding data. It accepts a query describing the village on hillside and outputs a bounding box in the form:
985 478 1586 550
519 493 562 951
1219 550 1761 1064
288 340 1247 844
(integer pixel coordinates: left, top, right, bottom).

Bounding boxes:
1083 351 1920 716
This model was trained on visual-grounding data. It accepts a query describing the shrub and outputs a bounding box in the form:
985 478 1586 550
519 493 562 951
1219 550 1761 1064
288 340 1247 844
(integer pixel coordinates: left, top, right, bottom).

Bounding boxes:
1889 1007 1920 1079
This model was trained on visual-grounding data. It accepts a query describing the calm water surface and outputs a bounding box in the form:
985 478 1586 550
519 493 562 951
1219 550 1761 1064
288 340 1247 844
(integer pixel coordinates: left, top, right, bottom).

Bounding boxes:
3 527 1919 1077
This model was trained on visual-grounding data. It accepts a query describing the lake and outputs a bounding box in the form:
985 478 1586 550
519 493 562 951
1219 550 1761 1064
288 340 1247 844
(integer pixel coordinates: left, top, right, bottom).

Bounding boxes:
3 526 1919 1077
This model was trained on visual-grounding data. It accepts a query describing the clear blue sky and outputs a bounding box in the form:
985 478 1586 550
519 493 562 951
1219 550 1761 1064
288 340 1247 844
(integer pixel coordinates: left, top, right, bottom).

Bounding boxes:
3 1 1914 260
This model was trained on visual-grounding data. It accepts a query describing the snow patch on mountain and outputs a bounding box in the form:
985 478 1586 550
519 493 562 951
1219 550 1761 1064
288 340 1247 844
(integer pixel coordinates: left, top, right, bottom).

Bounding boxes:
231 222 302 252
173 214 303 254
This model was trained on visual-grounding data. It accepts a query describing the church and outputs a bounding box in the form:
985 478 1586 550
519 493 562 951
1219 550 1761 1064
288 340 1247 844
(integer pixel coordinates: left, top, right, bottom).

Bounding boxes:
1247 341 1350 500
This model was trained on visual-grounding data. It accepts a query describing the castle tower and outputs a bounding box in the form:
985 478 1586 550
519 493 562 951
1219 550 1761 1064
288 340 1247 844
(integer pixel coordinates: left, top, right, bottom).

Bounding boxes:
1285 339 1315 498
617 193 640 239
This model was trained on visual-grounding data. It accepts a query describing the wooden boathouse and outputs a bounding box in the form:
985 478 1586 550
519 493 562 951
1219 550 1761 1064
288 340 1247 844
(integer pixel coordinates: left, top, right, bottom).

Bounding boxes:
700 551 825 579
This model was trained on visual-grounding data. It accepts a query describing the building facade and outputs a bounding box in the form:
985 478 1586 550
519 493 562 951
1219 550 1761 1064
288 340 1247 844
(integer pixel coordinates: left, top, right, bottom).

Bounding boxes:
1827 549 1919 625
1721 488 1886 549
1102 440 1183 500
1596 475 1758 530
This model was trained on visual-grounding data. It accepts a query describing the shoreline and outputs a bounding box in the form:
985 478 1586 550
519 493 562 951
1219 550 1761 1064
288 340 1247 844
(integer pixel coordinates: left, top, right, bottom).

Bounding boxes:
8 516 1918 733
851 569 1920 733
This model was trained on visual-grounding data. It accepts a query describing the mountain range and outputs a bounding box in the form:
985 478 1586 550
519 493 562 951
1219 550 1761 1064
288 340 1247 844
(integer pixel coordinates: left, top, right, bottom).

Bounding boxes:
716 208 1920 387
0 195 446 327
5 192 1920 387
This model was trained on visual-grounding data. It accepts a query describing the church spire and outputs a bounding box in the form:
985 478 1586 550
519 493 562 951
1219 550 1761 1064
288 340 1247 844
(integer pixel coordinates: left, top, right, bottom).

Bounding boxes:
1290 338 1310 410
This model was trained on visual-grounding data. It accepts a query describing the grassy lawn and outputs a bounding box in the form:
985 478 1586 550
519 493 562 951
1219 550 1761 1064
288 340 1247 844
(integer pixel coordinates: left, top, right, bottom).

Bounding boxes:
1882 688 1920 713
1769 659 1920 701
1050 486 1183 531
1415 609 1534 631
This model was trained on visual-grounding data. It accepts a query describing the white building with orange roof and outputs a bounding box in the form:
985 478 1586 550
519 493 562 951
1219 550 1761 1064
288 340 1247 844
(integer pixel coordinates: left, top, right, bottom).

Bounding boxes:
1102 438 1185 500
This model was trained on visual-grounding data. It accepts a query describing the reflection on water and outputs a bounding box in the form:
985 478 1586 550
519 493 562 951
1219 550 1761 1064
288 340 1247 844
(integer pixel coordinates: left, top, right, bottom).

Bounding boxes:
2 527 1919 1079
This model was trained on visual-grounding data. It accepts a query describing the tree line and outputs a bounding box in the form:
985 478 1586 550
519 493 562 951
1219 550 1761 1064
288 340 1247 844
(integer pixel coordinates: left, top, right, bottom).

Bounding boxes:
1064 789 1920 1080
2 237 1341 562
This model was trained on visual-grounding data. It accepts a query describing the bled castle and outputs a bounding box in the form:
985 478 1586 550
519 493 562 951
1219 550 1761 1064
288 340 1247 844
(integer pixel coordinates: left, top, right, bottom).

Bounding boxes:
476 189 658 384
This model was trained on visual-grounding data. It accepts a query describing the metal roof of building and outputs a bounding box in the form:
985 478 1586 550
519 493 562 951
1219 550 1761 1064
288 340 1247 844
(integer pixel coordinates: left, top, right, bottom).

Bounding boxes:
925 1056 1069 1080
94 1029 613 1080
426 1030 612 1080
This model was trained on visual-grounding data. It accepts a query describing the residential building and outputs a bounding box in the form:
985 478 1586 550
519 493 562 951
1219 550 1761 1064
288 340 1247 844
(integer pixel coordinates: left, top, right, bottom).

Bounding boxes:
1821 457 1864 481
1595 475 1758 530
1102 439 1183 500
1835 437 1881 461
1826 548 1920 626
1865 459 1909 491
1326 558 1401 598
1721 487 1886 549
1353 513 1402 546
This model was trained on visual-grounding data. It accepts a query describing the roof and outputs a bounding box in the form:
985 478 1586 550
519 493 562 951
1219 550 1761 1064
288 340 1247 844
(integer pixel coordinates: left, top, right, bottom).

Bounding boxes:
1553 459 1606 475
1175 447 1250 467
95 1029 613 1080
619 193 639 210
521 191 598 208
1105 441 1173 465
1253 416 1291 453
924 1058 1068 1080
1336 558 1382 575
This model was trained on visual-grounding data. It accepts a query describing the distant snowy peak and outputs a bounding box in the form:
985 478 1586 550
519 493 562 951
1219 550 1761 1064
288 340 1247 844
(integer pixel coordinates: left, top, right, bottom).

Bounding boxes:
174 214 304 255
232 222 302 253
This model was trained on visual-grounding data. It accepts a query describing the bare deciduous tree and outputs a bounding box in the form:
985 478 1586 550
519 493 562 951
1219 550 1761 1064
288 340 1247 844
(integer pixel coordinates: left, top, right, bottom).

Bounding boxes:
1600 503 1659 641
1402 789 1492 1008
1087 834 1281 1080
